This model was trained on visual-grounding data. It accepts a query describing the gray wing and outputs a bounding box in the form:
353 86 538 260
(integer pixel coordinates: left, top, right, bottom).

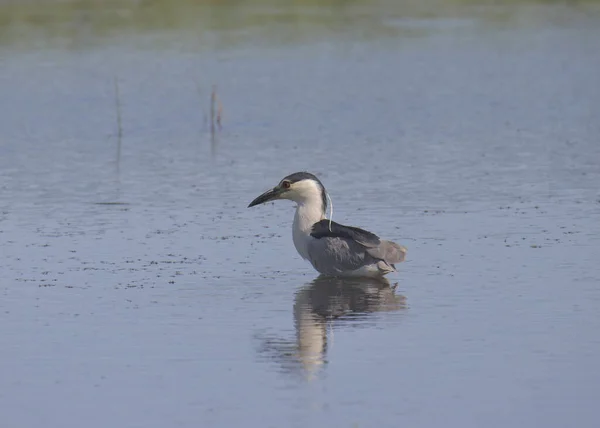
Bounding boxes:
309 221 407 275
307 236 378 275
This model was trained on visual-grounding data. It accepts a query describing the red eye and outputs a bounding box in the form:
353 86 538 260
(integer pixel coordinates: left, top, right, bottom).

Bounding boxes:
282 181 291 189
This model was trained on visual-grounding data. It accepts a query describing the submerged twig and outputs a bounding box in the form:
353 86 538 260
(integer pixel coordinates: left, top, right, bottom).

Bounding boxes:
217 99 222 130
209 84 223 156
210 85 216 155
114 76 122 172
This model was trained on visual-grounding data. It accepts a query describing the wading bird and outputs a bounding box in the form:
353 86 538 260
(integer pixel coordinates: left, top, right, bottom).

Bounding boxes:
248 172 407 278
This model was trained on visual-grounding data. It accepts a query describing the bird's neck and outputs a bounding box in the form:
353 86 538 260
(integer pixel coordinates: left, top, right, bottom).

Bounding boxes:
294 200 326 233
292 200 326 260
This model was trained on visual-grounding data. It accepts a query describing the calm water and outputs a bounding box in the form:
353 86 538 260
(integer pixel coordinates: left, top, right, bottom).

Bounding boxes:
1 1 600 427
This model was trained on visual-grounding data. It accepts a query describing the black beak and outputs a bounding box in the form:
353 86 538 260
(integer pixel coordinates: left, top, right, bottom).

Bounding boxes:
248 187 282 208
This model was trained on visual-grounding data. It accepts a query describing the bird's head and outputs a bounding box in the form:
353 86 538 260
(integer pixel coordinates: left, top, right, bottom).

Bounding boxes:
247 172 327 212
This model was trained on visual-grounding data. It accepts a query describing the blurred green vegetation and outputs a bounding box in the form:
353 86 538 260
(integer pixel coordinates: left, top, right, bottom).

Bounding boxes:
0 0 598 49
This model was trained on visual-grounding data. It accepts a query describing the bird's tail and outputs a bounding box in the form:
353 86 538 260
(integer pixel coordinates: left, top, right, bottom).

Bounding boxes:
368 240 407 274
382 240 407 264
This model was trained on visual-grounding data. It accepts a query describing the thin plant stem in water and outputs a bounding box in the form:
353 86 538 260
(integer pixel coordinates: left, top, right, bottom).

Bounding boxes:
209 84 223 156
113 75 123 175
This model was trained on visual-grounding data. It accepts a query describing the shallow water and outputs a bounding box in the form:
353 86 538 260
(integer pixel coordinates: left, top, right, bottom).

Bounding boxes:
1 1 600 427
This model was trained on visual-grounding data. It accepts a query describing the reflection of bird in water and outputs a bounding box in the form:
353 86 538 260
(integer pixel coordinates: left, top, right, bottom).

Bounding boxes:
257 275 406 378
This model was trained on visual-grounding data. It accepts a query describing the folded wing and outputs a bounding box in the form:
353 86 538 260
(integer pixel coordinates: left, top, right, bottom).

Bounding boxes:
310 220 407 274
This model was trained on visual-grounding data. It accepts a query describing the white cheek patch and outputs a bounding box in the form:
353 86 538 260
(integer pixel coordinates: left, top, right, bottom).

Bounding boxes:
291 180 322 199
286 179 327 217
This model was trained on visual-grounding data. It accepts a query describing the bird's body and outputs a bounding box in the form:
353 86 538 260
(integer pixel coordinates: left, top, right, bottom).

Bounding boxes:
248 172 406 278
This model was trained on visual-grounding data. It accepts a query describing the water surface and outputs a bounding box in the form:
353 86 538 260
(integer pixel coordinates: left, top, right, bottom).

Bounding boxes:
1 1 600 427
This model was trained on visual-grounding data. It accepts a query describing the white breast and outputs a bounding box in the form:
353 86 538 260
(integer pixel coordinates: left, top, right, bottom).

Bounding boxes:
292 225 312 260
292 202 324 261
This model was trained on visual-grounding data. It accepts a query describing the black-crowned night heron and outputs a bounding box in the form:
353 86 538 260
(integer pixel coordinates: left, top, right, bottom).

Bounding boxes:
248 172 407 278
